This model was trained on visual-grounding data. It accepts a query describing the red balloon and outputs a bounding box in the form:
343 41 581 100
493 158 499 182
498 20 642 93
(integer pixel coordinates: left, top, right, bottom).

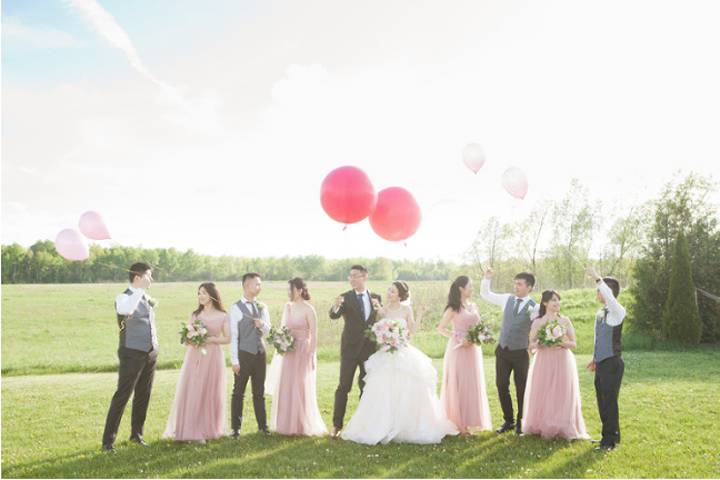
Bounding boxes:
369 187 422 241
320 166 377 224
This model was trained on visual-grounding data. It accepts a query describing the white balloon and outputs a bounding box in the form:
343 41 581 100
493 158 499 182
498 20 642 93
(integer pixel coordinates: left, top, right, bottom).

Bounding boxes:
462 143 486 174
502 167 529 200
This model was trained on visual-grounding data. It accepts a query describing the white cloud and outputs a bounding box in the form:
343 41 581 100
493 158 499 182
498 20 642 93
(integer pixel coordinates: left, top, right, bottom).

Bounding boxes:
3 0 720 260
2 16 84 49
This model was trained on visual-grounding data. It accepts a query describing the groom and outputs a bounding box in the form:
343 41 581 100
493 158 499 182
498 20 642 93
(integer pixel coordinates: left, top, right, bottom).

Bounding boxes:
328 264 381 439
481 267 539 435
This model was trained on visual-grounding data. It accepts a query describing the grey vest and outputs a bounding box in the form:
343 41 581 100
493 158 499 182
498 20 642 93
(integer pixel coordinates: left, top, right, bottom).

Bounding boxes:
117 289 158 352
235 301 265 355
593 308 623 362
499 296 536 350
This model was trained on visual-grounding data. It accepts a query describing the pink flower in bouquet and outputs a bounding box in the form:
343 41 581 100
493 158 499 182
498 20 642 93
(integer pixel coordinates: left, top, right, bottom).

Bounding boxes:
552 325 564 338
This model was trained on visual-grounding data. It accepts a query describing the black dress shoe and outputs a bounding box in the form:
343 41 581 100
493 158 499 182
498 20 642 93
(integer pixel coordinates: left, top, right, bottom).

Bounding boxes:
259 427 270 435
496 422 515 434
595 443 615 452
129 435 149 447
230 430 240 438
101 444 116 453
514 424 523 436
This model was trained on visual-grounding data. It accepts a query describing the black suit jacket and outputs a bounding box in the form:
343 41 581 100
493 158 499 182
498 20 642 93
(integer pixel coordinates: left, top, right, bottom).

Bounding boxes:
329 290 382 360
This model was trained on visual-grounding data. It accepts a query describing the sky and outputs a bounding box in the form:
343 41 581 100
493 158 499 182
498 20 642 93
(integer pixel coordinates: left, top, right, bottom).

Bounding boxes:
2 0 720 262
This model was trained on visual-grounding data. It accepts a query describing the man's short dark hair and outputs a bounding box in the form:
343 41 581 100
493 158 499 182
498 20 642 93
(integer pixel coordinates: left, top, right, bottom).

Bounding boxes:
603 277 620 298
242 272 262 284
514 272 536 288
350 264 368 274
129 262 151 283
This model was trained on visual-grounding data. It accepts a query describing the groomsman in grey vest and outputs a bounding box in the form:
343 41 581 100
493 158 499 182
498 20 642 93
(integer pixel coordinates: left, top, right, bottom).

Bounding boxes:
230 273 271 436
481 267 539 435
585 266 626 451
102 262 159 452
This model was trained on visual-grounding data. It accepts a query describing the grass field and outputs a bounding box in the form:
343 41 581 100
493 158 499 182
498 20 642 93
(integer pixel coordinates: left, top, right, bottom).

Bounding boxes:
2 282 720 478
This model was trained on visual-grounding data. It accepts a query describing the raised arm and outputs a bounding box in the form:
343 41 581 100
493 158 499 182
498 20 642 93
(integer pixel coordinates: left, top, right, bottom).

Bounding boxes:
598 281 626 326
115 290 145 315
480 272 510 309
329 294 345 320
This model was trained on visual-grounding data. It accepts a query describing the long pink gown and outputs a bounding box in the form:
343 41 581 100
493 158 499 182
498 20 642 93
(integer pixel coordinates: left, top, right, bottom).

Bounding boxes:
440 306 492 432
267 303 327 436
163 313 228 441
522 316 590 440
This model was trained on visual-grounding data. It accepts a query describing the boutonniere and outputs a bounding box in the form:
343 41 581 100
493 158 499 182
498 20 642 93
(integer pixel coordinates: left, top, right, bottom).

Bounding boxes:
255 302 265 315
146 296 159 308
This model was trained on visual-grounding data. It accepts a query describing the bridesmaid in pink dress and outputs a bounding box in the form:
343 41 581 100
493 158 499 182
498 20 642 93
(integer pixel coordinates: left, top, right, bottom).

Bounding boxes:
267 277 327 436
522 290 589 440
163 282 230 442
437 276 492 436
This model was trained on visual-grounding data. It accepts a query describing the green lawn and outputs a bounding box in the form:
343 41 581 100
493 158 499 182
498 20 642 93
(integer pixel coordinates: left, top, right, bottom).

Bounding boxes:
2 282 719 478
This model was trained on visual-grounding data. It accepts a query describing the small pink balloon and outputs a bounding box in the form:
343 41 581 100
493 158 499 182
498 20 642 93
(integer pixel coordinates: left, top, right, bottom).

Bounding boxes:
55 229 89 261
79 211 111 240
462 143 486 174
502 167 529 199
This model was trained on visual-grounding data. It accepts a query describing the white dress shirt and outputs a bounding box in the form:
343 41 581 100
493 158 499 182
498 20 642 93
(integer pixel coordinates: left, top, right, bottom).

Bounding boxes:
480 278 540 318
331 289 373 321
354 289 372 321
115 285 145 315
230 297 271 366
596 281 626 327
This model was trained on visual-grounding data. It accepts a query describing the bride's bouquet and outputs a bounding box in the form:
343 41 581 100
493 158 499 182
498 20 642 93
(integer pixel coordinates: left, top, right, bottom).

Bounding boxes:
179 318 209 355
365 318 408 353
267 325 296 354
537 319 566 347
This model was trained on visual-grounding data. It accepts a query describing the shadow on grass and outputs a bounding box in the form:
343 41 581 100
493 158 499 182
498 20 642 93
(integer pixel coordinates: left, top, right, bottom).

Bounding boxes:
3 430 603 478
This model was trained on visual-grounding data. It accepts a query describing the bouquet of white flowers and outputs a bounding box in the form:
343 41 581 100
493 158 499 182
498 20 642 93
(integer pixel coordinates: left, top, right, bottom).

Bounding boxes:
537 319 566 347
365 318 408 353
179 318 209 355
267 325 296 355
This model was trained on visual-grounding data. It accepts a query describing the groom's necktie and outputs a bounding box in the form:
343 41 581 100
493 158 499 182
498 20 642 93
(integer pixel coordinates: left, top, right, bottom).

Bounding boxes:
513 297 523 315
357 293 366 321
250 301 259 317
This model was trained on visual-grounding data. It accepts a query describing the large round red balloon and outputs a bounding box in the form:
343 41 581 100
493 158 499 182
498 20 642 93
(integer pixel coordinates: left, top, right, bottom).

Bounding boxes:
369 187 422 241
320 166 377 224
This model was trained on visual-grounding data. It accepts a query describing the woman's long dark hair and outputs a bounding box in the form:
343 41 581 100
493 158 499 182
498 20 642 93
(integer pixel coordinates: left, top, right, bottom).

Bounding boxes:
193 282 226 316
289 277 311 300
537 290 561 318
446 276 470 312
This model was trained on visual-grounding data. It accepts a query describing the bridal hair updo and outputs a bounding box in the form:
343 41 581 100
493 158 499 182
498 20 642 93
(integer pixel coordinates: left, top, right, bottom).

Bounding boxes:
288 277 311 301
393 281 410 302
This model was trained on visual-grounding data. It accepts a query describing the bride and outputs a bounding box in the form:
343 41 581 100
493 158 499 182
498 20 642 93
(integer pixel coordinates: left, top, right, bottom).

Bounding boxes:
341 281 458 445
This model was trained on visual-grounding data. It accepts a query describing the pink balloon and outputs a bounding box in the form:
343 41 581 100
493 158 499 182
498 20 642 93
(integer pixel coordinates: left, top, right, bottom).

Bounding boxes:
502 167 529 199
369 187 422 242
79 211 111 240
55 229 89 261
462 143 486 174
320 166 377 225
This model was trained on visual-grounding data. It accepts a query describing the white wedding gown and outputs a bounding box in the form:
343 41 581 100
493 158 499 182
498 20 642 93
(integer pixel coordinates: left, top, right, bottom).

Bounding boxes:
341 316 459 445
